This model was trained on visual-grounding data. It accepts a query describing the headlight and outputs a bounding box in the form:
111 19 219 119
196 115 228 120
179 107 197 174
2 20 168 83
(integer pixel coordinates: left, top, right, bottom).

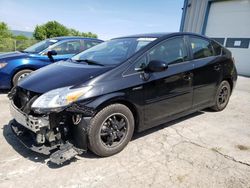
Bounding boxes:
31 86 92 109
0 62 7 69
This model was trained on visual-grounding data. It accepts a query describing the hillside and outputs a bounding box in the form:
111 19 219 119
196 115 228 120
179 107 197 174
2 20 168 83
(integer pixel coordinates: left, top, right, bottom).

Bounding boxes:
11 30 33 38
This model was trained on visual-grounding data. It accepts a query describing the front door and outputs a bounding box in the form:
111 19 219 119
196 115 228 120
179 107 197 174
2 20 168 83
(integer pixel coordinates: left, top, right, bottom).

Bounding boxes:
41 40 83 64
135 36 194 129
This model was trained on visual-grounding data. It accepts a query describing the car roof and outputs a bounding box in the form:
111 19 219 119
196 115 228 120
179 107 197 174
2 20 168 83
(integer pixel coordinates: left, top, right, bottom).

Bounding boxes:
112 32 211 40
49 36 103 42
113 33 169 39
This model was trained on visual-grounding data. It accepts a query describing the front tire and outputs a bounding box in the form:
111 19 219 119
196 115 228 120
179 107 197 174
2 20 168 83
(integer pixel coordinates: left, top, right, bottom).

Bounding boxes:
211 80 231 111
12 69 33 86
88 104 134 157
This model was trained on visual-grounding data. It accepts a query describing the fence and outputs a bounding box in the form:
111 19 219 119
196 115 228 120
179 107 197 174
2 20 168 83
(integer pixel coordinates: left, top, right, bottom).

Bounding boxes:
0 38 38 52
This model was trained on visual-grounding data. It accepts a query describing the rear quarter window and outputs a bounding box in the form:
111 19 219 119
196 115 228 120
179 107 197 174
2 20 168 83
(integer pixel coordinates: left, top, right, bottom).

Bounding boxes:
211 40 222 56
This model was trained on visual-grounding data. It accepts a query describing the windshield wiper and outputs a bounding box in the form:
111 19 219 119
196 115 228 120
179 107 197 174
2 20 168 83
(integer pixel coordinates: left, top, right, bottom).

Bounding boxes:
76 59 104 66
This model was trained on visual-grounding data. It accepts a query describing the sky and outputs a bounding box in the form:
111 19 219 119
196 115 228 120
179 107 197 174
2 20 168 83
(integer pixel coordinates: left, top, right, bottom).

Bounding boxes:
0 0 184 40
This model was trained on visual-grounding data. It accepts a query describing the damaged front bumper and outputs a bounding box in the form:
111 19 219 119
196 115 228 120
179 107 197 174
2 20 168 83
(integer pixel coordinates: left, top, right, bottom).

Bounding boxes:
10 121 58 155
10 100 49 133
9 101 91 165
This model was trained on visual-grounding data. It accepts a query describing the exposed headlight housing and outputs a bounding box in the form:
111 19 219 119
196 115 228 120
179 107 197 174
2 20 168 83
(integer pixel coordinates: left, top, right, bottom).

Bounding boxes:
0 62 7 69
31 86 93 110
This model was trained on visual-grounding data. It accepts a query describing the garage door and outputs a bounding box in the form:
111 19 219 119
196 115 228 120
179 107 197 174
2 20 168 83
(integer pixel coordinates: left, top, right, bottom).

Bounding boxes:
205 0 250 76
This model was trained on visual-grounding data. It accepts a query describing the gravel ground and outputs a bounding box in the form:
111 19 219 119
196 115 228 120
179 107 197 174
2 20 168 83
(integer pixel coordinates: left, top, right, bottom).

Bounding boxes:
0 76 250 188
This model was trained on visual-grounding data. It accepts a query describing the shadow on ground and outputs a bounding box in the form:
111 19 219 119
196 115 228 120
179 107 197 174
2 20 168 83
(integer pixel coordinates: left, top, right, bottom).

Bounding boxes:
132 111 204 140
2 122 47 163
0 89 9 94
2 111 205 168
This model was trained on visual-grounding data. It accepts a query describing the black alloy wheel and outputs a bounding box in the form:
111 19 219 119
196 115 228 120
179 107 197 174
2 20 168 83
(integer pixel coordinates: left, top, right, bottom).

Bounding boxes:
99 113 128 148
211 80 231 111
88 104 134 157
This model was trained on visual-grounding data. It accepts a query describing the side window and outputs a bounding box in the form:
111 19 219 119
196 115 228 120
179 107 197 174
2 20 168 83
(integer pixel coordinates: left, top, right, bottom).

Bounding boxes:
135 55 148 70
135 40 152 52
189 37 213 59
50 40 81 55
133 37 188 72
211 40 222 56
84 40 101 49
147 37 188 65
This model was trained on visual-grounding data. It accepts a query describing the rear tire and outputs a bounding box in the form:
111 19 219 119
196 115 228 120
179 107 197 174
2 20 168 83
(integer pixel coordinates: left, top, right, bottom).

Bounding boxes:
88 104 134 157
12 69 33 86
210 80 231 111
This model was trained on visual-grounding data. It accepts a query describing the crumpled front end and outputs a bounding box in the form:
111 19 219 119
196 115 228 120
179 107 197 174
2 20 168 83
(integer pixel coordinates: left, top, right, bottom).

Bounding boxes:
8 87 92 164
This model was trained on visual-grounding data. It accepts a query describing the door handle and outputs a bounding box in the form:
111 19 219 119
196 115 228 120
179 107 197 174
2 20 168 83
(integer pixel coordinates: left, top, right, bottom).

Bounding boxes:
214 65 221 71
183 73 192 81
132 85 143 91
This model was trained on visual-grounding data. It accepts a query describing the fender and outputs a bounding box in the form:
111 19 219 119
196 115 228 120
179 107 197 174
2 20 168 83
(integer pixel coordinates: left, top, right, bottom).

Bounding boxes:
85 92 126 110
76 92 144 132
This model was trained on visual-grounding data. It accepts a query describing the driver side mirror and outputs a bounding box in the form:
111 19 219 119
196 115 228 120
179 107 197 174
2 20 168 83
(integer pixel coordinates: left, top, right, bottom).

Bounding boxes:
135 60 168 73
147 60 168 72
47 50 57 62
47 50 57 57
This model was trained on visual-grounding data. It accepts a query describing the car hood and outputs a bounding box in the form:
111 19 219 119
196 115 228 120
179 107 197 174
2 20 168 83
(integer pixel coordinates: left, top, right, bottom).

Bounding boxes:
0 51 28 61
18 61 113 93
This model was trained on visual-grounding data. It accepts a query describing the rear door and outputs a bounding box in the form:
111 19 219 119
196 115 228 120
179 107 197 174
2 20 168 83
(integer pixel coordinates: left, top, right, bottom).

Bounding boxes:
187 36 223 107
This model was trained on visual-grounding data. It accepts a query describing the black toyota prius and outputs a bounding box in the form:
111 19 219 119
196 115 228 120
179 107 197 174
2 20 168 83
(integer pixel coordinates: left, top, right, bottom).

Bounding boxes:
8 32 237 164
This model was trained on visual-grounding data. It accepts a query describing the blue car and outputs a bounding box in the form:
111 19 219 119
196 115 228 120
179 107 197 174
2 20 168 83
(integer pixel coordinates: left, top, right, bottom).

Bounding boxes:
0 36 103 89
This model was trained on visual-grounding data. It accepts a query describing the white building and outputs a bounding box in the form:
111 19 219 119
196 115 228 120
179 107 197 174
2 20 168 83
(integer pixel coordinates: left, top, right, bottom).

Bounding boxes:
180 0 250 76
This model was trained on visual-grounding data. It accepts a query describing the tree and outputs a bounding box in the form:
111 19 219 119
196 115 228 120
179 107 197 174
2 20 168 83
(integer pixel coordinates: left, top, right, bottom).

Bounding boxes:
81 32 98 38
14 35 28 40
0 21 98 52
0 22 14 52
0 22 12 38
33 21 69 40
44 21 69 38
69 28 81 36
33 25 47 40
33 21 98 40
69 29 97 38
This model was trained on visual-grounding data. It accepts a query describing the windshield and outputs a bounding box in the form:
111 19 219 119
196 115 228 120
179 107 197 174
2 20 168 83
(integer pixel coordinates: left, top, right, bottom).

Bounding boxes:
71 37 156 66
24 39 58 53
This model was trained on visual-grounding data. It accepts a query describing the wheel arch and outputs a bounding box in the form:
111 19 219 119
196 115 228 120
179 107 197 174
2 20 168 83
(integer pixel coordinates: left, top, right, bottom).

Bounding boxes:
11 67 36 86
88 94 140 132
223 76 233 93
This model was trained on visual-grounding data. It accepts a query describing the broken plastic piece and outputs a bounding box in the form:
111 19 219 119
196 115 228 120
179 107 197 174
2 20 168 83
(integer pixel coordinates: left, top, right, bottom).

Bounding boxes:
49 142 84 165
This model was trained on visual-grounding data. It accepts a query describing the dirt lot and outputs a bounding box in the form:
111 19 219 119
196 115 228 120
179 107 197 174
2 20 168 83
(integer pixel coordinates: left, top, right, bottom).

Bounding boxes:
0 76 250 188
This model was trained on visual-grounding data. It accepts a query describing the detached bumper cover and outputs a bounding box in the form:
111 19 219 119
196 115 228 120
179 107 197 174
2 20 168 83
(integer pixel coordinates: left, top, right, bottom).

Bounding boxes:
11 120 87 164
10 120 57 155
9 100 89 164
